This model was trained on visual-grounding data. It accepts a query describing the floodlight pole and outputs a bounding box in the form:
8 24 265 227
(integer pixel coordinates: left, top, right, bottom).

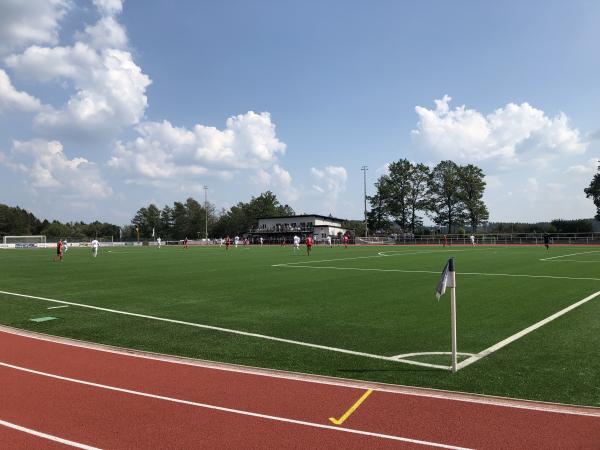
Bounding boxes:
203 185 208 242
361 166 368 237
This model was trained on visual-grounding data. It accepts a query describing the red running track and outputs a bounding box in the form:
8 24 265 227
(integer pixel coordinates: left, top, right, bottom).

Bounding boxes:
0 326 599 449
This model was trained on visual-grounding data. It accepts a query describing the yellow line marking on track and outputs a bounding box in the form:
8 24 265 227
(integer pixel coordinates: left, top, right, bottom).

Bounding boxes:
329 389 373 425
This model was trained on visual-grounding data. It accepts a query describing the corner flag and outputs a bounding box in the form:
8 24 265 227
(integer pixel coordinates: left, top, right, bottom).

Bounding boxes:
435 258 455 300
435 258 458 373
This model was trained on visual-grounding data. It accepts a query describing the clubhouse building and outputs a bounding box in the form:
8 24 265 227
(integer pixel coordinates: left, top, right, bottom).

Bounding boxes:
250 214 349 243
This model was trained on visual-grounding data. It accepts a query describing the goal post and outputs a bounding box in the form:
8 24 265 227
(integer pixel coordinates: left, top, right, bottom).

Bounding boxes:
355 236 396 245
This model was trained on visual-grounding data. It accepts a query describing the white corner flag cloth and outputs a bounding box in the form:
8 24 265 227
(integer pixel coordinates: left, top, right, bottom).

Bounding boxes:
436 258 455 300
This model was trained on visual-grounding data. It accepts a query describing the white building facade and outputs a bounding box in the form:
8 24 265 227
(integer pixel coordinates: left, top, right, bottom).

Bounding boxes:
252 214 349 243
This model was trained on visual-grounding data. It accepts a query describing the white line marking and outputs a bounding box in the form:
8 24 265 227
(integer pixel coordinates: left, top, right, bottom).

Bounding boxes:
273 265 600 282
2 325 598 417
0 361 470 449
47 305 69 310
0 290 446 370
540 251 600 261
274 249 469 267
0 418 99 450
457 290 600 370
392 352 476 360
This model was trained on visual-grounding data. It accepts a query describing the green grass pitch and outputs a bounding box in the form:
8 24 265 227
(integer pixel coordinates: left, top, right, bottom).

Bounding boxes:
1 244 599 406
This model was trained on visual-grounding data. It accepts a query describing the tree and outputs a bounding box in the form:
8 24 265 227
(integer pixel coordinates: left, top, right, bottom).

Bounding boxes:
159 205 173 239
385 160 413 231
211 191 294 237
458 164 489 232
584 163 600 220
407 163 431 233
428 161 466 233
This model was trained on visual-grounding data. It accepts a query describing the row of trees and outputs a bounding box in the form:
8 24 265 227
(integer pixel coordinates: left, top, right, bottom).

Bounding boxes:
368 160 489 233
0 204 120 240
128 191 295 240
585 162 600 220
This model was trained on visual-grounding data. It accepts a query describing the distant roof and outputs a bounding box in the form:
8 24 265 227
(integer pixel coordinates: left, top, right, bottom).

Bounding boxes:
257 214 347 223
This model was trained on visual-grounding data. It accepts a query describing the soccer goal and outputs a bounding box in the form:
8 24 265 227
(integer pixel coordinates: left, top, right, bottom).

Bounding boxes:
355 236 396 245
3 235 47 248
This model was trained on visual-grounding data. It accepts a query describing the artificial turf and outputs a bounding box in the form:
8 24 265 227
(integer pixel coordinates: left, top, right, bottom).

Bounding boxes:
0 244 599 406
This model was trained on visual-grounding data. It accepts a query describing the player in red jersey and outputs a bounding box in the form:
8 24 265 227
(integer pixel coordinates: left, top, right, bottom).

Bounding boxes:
343 234 349 248
225 236 231 250
443 234 448 247
306 235 313 256
54 239 63 262
183 237 189 249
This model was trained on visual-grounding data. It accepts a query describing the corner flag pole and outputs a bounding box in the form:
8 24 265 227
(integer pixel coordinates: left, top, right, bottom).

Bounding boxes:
449 258 457 373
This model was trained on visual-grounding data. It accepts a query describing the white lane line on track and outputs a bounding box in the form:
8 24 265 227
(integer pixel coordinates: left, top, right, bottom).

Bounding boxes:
0 361 470 450
457 290 600 370
0 290 447 370
273 265 600 282
2 325 599 418
0 418 99 450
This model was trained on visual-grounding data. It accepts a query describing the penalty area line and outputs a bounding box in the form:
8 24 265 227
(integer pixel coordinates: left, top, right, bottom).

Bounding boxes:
272 264 600 282
457 290 600 370
0 290 447 371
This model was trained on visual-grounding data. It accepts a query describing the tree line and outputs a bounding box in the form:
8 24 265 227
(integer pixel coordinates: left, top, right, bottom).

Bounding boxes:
0 204 120 240
128 191 294 240
368 159 489 233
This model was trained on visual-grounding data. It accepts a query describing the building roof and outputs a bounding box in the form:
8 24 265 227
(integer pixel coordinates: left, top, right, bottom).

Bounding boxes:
257 214 347 223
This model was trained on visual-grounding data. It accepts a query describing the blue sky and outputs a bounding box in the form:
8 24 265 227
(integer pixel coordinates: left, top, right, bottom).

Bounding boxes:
1 0 599 225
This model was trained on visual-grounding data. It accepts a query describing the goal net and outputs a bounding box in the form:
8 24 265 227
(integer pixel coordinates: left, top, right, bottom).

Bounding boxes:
355 236 396 245
3 235 46 247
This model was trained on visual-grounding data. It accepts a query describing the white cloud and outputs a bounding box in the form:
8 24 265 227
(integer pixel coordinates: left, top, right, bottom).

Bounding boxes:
7 43 151 139
4 0 150 142
1 139 112 198
0 0 71 55
412 95 587 163
110 112 287 178
78 16 128 50
311 165 348 198
0 68 42 113
251 168 272 187
484 175 502 189
92 0 123 16
565 158 598 175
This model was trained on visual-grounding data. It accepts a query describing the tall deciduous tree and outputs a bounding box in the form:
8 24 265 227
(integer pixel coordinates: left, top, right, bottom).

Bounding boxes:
428 160 466 233
407 163 431 233
367 176 392 233
458 164 489 232
386 159 413 231
584 163 600 220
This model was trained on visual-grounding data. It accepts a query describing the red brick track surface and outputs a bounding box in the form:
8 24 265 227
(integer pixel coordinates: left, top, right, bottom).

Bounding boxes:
0 327 598 449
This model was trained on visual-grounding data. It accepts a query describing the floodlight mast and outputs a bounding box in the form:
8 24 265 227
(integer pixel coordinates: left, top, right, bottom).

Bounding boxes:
203 185 208 241
361 166 368 237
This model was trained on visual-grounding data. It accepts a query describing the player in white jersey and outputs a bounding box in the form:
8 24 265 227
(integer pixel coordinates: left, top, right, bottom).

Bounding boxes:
157 237 162 248
63 239 69 253
234 236 239 248
219 237 224 247
470 235 475 246
91 239 99 257
326 236 332 247
293 235 300 251
259 237 264 246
